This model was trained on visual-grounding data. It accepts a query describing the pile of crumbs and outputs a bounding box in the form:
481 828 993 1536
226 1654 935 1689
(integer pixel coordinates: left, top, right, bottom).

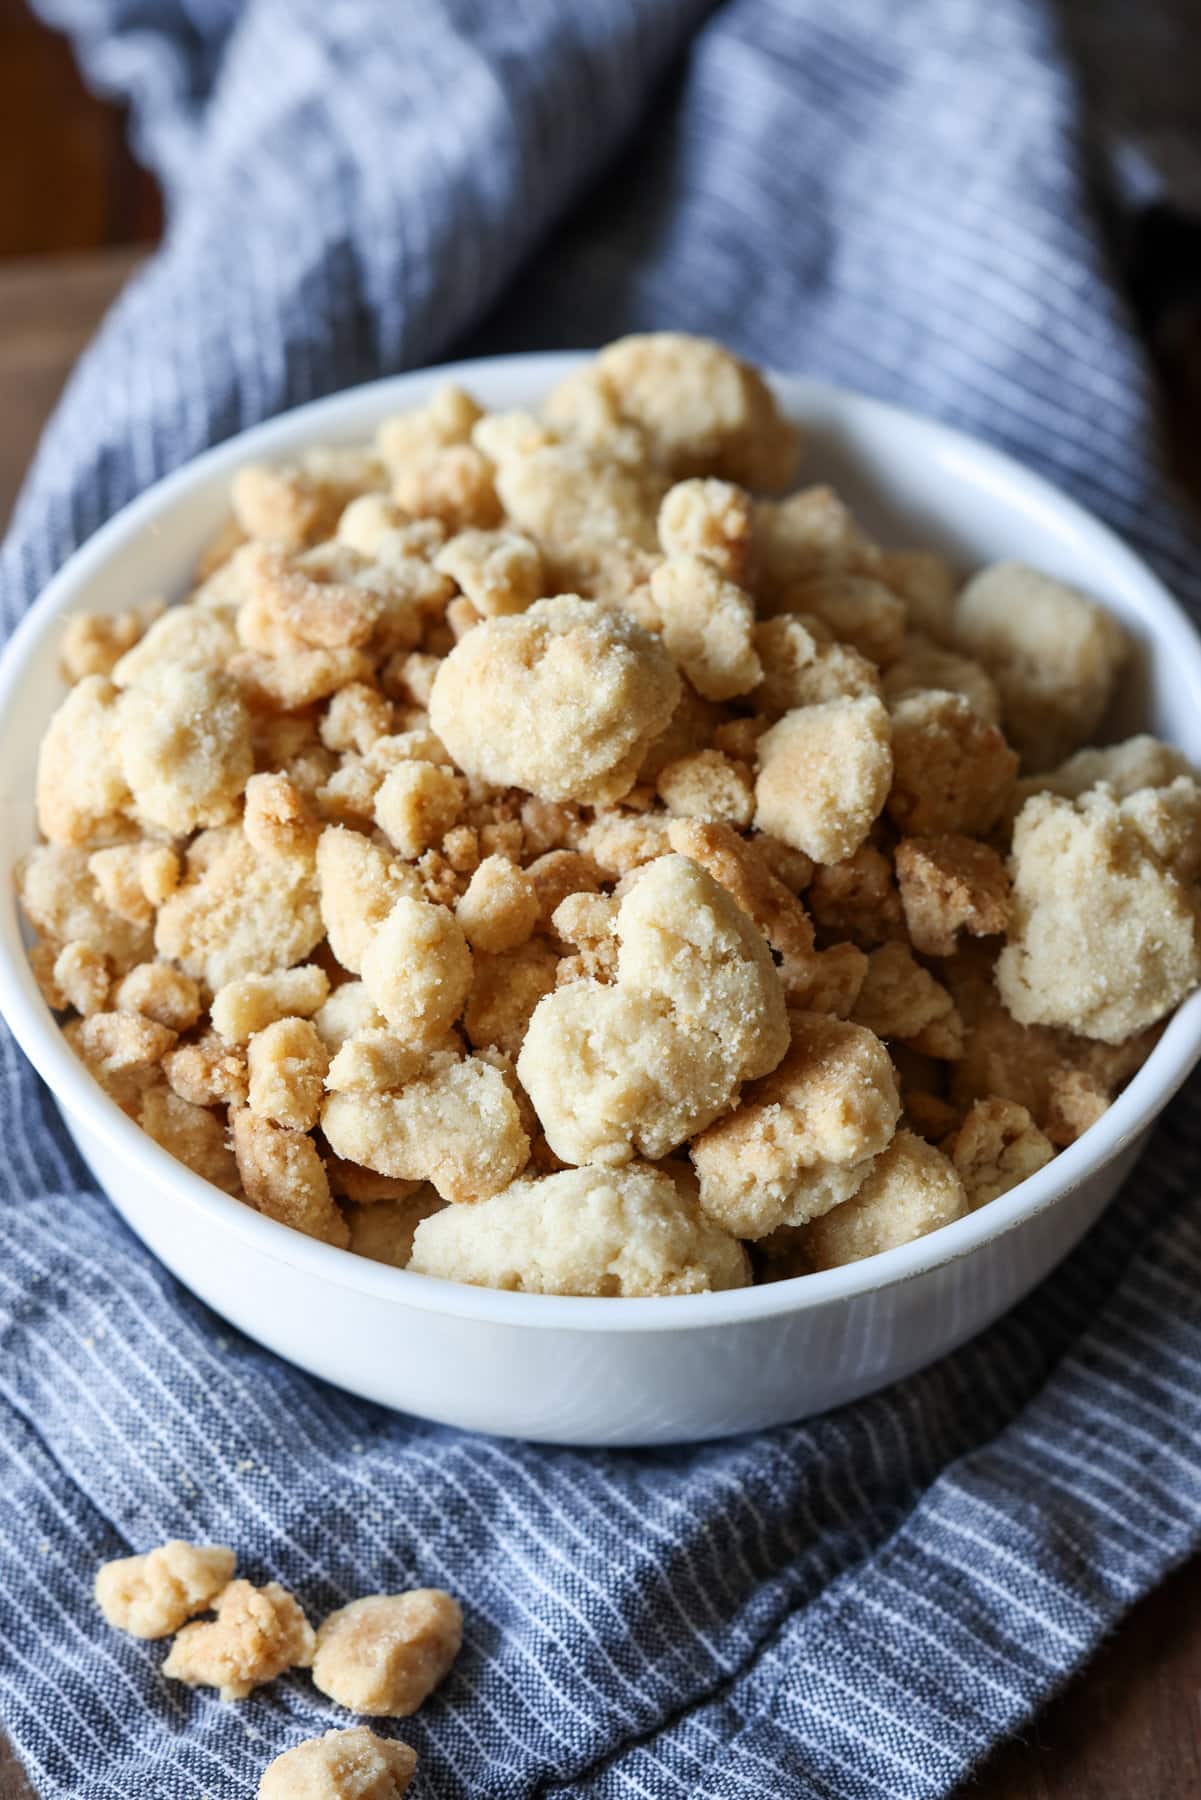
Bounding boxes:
20 329 1201 1293
95 1538 460 1795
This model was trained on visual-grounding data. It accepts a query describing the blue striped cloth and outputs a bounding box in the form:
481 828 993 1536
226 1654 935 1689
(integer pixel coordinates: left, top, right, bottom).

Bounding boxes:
5 3 1201 1795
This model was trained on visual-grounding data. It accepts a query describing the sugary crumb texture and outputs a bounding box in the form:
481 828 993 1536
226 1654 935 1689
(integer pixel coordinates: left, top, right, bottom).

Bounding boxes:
23 332 1201 1292
95 1541 456 1790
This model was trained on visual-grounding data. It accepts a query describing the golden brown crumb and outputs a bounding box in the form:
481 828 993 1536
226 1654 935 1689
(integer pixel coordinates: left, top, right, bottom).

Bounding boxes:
18 844 153 970
754 696 893 863
876 548 958 640
30 942 67 1012
997 789 1201 1042
445 595 482 641
462 940 559 1058
311 1589 463 1716
139 1086 241 1193
580 811 673 877
657 478 754 584
663 816 815 994
455 855 539 953
656 749 755 827
753 485 879 598
211 964 331 1044
360 899 473 1044
433 527 544 616
800 1129 967 1268
95 1541 235 1639
752 614 881 717
322 1050 529 1203
776 572 906 667
392 444 501 532
429 596 680 806
312 981 386 1052
247 1017 330 1130
376 383 483 468
139 843 181 908
382 649 441 708
155 827 322 989
53 942 111 1017
645 555 761 700
954 561 1128 770
164 1033 249 1108
60 606 162 684
882 634 1000 722
113 962 202 1033
86 845 154 929
851 942 962 1056
894 834 1011 956
324 1030 428 1094
243 771 319 858
948 1098 1054 1207
691 1011 900 1238
410 1163 750 1294
517 855 788 1165
36 675 131 847
163 1577 315 1701
230 646 375 712
808 844 904 949
490 432 663 578
886 690 1017 837
1013 734 1194 813
119 666 253 837
374 762 465 859
112 604 240 686
231 1109 348 1246
552 891 620 986
948 995 1159 1135
554 333 799 489
232 458 374 548
316 825 421 974
67 1011 177 1108
713 714 771 763
1043 1067 1111 1146
258 1727 417 1800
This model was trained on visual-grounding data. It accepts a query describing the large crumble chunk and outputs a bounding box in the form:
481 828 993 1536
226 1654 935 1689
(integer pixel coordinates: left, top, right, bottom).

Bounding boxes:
517 855 787 1164
163 1577 315 1701
800 1130 967 1268
754 696 892 863
429 596 680 805
311 1589 463 1716
410 1163 750 1295
258 1728 417 1800
691 1012 900 1238
997 789 1201 1042
322 1049 529 1203
954 562 1128 769
95 1540 235 1639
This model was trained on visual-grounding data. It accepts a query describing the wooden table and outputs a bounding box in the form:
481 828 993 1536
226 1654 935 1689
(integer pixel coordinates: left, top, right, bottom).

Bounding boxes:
2 248 1201 1799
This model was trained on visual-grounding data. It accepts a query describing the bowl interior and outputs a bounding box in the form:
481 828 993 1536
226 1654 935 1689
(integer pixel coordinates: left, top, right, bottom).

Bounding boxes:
2 351 1201 1330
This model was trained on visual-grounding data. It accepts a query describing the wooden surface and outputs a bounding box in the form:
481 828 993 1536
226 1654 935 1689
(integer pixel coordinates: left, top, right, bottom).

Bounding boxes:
4 248 1201 1800
0 0 160 256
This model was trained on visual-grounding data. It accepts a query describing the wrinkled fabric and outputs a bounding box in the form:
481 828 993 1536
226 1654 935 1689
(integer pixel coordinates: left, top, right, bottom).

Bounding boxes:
4 2 1201 1794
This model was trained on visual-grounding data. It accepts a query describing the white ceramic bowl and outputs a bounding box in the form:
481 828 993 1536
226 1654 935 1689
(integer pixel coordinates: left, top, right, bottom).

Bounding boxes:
3 353 1201 1447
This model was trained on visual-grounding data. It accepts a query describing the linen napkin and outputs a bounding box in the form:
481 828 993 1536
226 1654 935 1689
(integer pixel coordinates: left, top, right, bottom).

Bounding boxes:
4 2 1201 1795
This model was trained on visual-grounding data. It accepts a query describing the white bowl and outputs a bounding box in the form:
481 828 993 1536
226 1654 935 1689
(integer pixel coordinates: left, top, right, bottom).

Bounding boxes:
3 353 1201 1447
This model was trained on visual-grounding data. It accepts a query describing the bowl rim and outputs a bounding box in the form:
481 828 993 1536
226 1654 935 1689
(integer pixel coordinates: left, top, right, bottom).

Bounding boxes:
3 348 1201 1336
